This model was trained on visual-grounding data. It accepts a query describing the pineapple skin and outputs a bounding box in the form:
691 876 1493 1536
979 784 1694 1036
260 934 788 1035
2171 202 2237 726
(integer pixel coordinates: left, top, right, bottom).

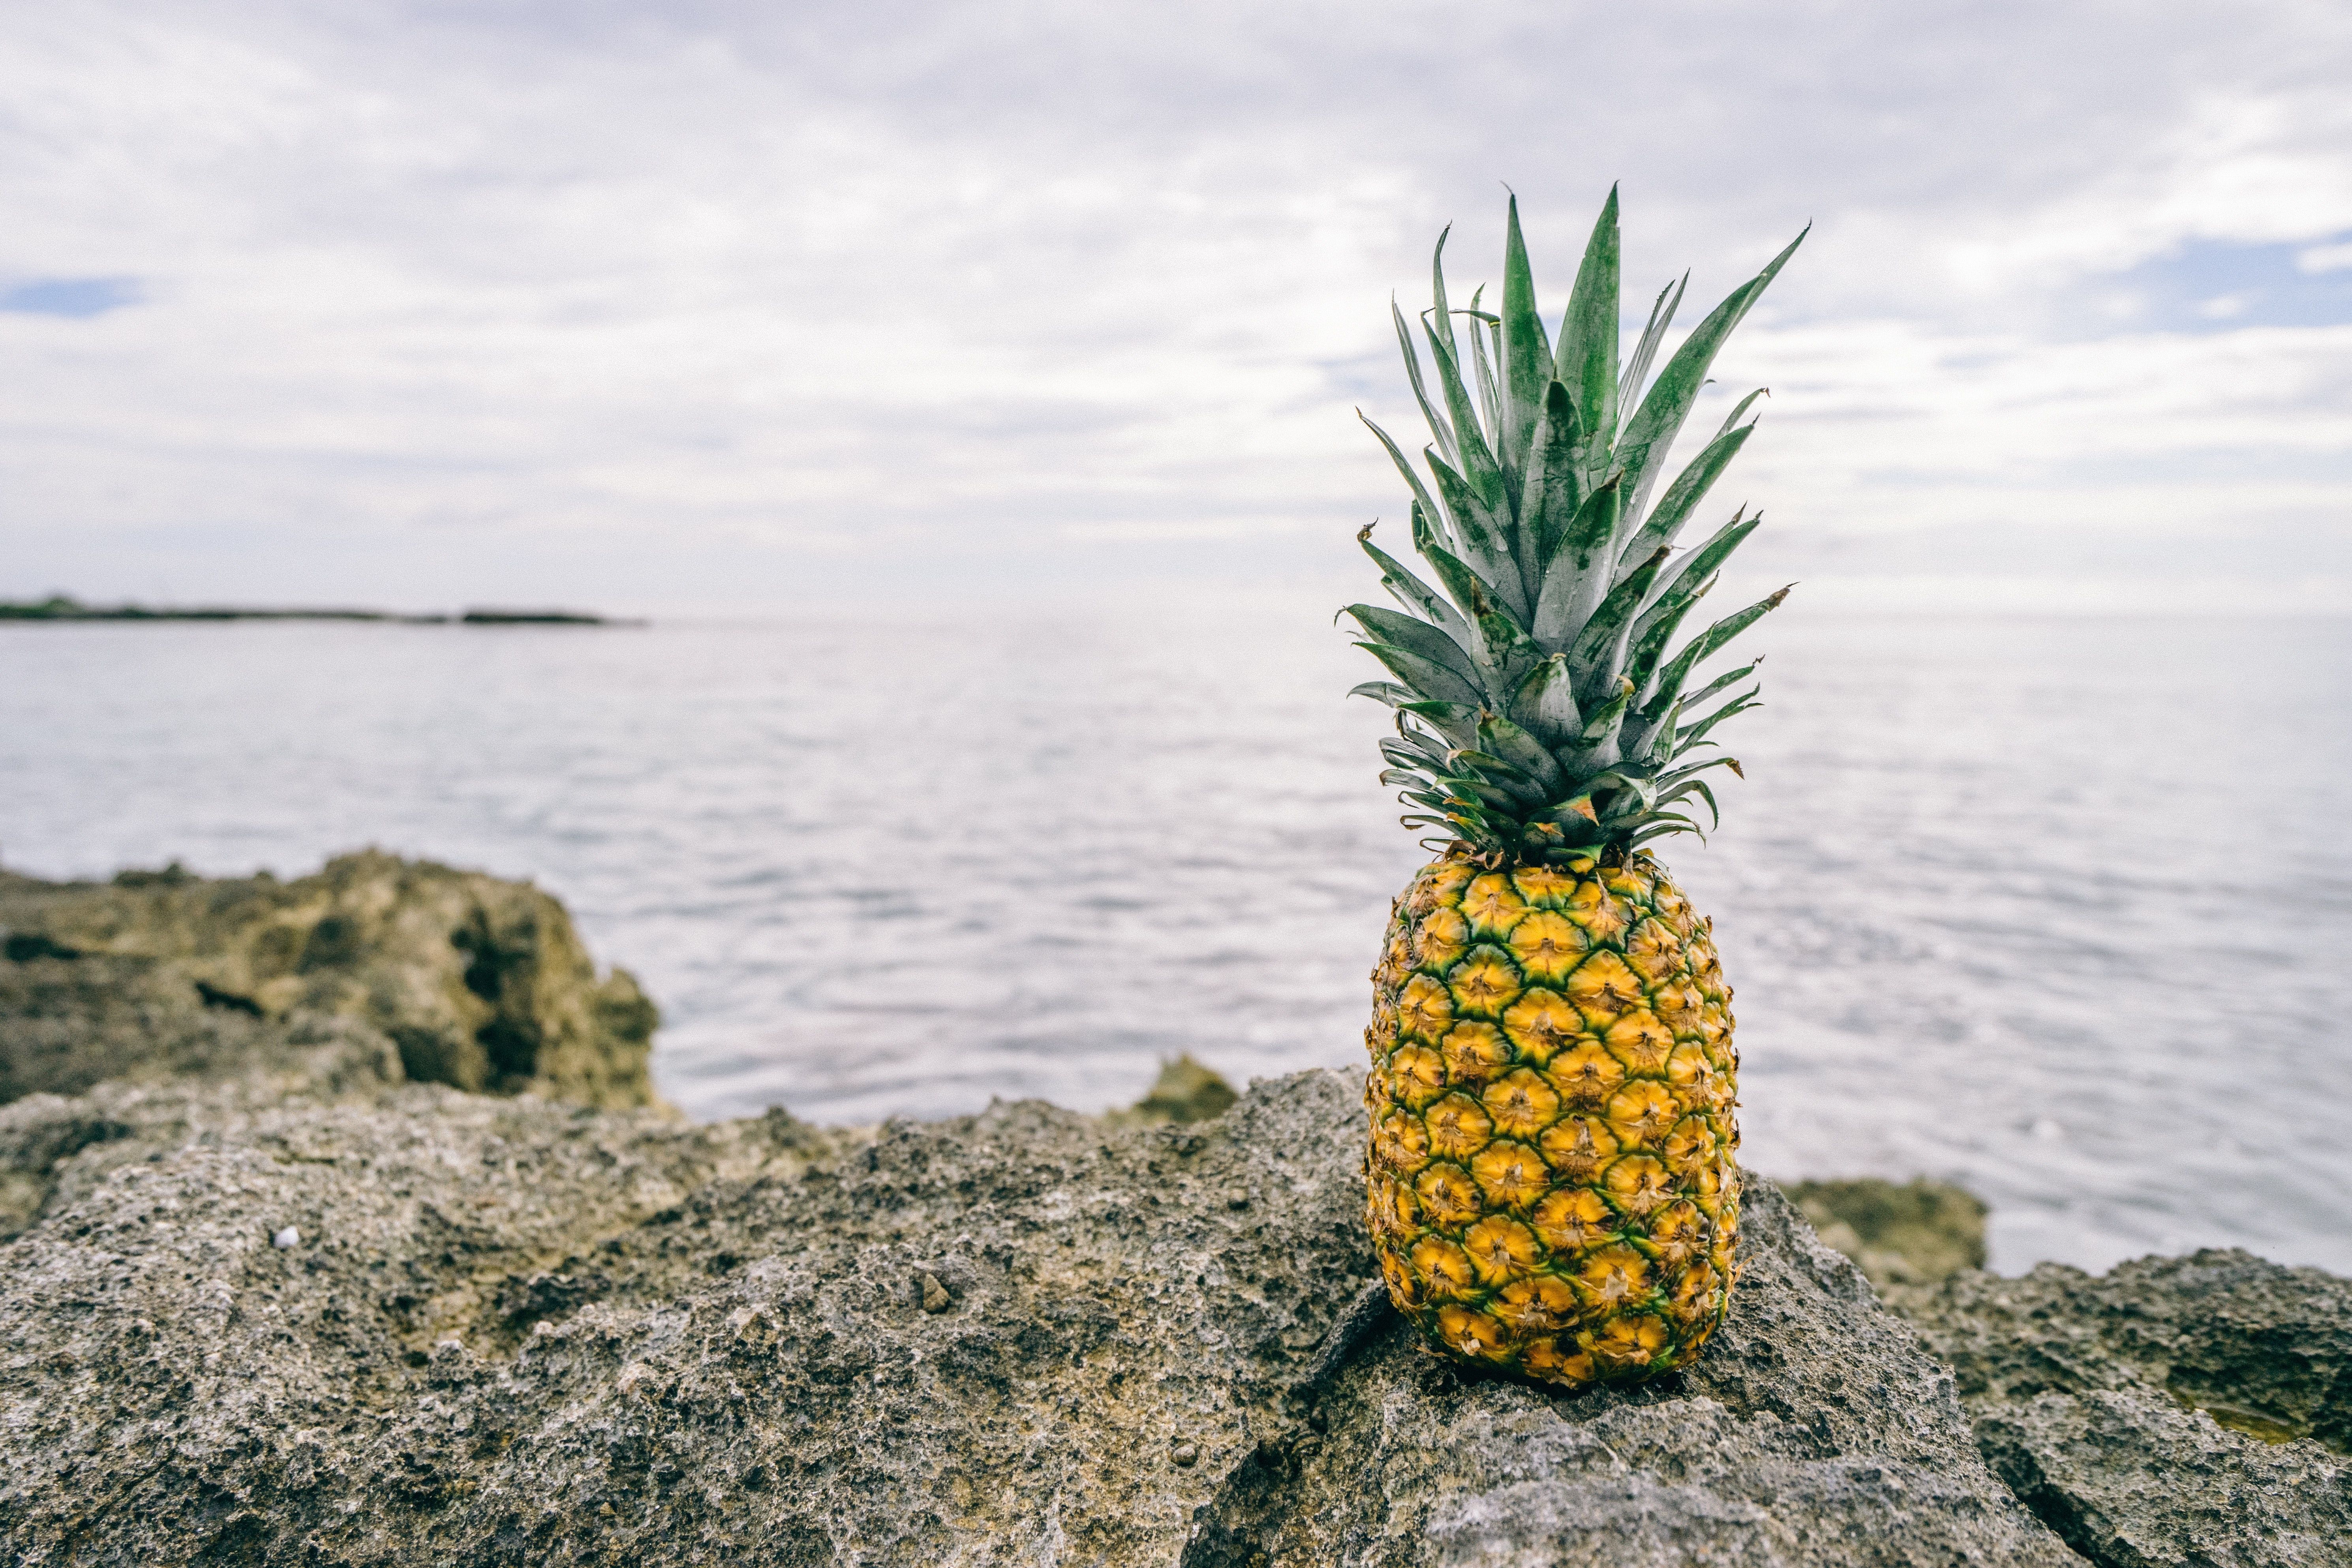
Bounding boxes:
1365 849 1740 1388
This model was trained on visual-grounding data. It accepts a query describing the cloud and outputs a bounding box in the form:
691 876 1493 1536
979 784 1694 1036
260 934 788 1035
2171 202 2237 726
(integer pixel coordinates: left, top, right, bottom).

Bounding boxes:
2299 242 2352 274
1 0 2348 611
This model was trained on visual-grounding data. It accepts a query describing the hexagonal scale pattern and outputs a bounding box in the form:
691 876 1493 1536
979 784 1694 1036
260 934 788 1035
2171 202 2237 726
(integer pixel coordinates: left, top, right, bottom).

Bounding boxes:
1365 851 1741 1388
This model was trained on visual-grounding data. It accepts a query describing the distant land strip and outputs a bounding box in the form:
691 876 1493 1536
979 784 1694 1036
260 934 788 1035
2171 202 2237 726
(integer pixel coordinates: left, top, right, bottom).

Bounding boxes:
1 595 638 626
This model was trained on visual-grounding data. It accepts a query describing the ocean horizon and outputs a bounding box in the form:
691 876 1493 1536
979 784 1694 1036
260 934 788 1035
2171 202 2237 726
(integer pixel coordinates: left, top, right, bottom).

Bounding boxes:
4 607 2347 1278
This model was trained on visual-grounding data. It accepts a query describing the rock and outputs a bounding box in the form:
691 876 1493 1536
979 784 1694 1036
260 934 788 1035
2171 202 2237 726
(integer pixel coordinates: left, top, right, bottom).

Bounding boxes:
2 859 2330 1563
1183 1177 2076 1567
0 1048 2078 1566
0 851 657 1110
1786 1177 1988 1294
1904 1252 2352 1565
1107 1053 1241 1126
1972 1392 2344 1568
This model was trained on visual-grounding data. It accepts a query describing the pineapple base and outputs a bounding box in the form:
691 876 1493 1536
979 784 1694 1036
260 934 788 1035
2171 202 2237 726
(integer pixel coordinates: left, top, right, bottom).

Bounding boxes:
1364 849 1741 1388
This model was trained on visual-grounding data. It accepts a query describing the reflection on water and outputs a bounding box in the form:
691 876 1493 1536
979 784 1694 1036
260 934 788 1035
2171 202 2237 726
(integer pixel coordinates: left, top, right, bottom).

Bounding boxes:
2 610 2347 1275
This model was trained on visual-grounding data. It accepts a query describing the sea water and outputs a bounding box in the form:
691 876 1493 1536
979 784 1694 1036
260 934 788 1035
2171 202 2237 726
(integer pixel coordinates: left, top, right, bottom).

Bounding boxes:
3 609 2346 1275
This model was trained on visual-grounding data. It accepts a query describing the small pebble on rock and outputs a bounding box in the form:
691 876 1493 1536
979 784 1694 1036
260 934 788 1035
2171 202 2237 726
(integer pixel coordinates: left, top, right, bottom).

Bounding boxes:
1171 1442 1198 1467
919 1272 952 1313
272 1226 300 1249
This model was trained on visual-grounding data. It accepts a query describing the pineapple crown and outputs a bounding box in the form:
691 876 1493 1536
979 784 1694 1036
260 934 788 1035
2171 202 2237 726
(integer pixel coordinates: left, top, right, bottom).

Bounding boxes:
1348 187 1804 865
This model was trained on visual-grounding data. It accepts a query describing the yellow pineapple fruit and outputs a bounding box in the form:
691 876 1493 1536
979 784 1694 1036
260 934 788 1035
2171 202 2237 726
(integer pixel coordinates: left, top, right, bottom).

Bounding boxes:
1350 188 1800 1387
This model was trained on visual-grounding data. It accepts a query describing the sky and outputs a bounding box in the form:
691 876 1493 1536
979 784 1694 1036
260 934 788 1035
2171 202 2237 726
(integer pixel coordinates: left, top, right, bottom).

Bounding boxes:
4 0 2350 616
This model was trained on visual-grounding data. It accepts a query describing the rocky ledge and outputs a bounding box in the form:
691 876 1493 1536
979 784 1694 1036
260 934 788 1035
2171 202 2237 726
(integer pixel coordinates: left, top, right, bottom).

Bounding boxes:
1 858 2345 1566
0 852 658 1120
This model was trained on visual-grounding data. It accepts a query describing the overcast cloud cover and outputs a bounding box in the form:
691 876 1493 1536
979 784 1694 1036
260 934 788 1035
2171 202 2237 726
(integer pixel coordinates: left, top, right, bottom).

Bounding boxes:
4 0 2350 614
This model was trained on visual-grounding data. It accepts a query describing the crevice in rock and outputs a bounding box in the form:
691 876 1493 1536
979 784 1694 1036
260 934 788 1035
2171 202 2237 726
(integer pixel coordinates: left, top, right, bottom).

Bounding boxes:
1181 1280 1395 1566
1979 1445 2107 1567
1180 1435 1304 1568
195 979 264 1016
1909 1252 2352 1563
1287 1279 1396 1408
451 913 542 1080
452 917 506 1006
298 914 362 972
0 1113 135 1241
3 932 79 962
484 1264 616 1351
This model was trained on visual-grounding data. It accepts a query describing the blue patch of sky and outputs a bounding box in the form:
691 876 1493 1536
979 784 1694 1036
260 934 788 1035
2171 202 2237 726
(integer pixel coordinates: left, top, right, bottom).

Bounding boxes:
2072 237 2352 336
0 277 142 318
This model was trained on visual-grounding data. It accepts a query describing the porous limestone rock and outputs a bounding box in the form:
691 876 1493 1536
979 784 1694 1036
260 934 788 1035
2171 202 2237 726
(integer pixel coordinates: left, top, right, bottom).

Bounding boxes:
2 858 2335 1565
0 853 657 1111
1786 1176 1988 1292
0 1042 2076 1566
1105 1053 1241 1127
1182 1174 2076 1567
1906 1252 2352 1566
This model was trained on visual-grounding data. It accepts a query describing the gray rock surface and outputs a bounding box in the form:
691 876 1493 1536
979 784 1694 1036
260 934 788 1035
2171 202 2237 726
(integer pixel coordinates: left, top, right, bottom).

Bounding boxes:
0 1032 2073 1565
1184 1179 2078 1567
3 856 2340 1566
1907 1252 2352 1566
0 853 657 1112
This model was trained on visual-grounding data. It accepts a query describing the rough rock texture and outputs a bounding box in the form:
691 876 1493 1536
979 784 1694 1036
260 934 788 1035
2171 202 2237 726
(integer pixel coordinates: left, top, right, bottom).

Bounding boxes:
1115 1053 1241 1126
1787 1177 1988 1292
0 853 657 1112
3 858 2341 1565
1185 1181 2076 1567
0 1038 2074 1565
1905 1254 2352 1566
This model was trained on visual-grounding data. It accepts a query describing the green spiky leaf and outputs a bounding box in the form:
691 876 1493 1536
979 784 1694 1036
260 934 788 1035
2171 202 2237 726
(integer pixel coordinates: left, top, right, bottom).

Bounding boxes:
1519 380 1586 567
1618 273 1687 415
1498 195 1552 487
1343 605 1479 687
1567 546 1672 708
1614 429 1754 584
1393 300 1459 471
1507 653 1582 749
1530 474 1622 648
1554 187 1622 474
1617 227 1806 531
1358 525 1470 637
1476 712 1569 796
1425 451 1526 618
1349 189 1796 861
1355 642 1483 709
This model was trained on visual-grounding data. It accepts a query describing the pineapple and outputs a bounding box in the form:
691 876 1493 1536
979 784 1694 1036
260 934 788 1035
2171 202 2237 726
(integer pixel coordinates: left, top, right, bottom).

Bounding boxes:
1352 189 1802 1388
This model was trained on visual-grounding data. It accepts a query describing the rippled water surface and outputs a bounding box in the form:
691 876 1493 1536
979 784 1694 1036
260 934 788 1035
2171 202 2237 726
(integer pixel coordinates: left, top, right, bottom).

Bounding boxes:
4 610 2347 1274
